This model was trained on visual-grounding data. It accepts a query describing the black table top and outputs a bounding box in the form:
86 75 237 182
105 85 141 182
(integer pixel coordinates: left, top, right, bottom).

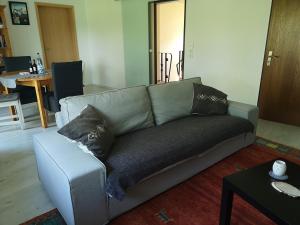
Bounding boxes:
224 159 300 225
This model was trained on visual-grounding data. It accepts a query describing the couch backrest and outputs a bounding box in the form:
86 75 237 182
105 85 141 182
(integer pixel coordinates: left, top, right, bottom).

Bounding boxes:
147 77 202 125
59 86 154 136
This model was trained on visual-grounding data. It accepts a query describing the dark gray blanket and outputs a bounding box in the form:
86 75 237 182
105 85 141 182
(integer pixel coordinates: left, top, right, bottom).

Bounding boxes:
106 115 253 200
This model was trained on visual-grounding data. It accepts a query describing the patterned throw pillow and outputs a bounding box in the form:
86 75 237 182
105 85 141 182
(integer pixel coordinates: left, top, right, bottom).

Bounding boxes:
191 83 228 116
58 105 114 161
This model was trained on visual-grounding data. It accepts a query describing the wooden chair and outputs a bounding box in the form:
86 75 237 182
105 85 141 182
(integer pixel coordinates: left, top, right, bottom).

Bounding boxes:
0 93 25 129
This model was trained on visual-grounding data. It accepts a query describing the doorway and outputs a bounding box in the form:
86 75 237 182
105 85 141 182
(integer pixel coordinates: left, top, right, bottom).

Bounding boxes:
149 0 185 84
258 0 300 126
35 3 79 69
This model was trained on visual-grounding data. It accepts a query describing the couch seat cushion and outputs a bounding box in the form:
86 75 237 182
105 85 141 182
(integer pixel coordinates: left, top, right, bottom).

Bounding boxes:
106 115 254 200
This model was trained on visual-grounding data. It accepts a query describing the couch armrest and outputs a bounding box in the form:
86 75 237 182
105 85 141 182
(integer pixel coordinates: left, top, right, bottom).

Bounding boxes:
33 130 109 225
227 100 259 132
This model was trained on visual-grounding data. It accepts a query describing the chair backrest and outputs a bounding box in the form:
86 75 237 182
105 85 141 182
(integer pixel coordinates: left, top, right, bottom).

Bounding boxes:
52 61 83 102
3 56 31 72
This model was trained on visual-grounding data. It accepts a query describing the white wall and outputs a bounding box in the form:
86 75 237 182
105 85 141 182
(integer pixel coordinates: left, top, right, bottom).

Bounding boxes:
157 0 185 82
84 0 125 88
1 0 272 93
184 0 272 105
0 0 126 88
0 0 89 82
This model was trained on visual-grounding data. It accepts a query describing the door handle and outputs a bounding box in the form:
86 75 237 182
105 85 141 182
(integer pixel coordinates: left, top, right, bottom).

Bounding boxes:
266 51 279 66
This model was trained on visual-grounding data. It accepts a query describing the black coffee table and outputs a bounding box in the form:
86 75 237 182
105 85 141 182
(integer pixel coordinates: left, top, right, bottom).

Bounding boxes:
219 159 300 225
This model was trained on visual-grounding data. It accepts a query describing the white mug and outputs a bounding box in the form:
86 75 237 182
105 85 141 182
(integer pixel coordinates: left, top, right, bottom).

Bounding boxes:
272 160 287 177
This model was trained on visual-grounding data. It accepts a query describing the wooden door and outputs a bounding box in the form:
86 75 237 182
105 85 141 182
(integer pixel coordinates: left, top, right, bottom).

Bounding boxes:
259 0 300 126
36 3 79 69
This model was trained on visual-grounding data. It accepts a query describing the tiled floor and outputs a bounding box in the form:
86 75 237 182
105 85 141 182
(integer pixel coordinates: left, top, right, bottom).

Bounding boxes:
1 95 300 224
257 119 300 149
0 126 56 225
0 85 111 225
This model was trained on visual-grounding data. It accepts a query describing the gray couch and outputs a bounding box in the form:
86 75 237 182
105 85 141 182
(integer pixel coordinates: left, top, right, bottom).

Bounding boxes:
33 77 258 225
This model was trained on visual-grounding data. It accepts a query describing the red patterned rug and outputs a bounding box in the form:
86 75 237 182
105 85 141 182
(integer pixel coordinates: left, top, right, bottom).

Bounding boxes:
21 138 300 225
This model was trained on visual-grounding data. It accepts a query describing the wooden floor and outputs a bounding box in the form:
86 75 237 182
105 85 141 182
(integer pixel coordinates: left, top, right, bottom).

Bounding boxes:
0 97 300 224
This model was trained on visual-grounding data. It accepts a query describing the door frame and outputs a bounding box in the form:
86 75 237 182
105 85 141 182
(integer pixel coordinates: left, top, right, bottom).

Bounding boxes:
35 2 79 69
148 0 187 84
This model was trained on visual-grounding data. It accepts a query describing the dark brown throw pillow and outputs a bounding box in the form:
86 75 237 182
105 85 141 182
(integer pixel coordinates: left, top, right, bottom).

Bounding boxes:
191 83 228 116
58 105 114 161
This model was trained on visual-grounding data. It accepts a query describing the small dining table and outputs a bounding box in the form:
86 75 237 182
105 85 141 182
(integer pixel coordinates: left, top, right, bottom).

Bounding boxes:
0 71 52 128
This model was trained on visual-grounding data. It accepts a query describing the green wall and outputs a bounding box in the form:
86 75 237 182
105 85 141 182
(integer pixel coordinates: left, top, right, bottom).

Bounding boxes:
122 0 150 87
84 0 125 88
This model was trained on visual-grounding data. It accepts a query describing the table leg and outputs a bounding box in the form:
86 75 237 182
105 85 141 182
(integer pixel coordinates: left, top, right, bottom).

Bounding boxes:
34 81 48 128
219 180 234 225
3 87 17 117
